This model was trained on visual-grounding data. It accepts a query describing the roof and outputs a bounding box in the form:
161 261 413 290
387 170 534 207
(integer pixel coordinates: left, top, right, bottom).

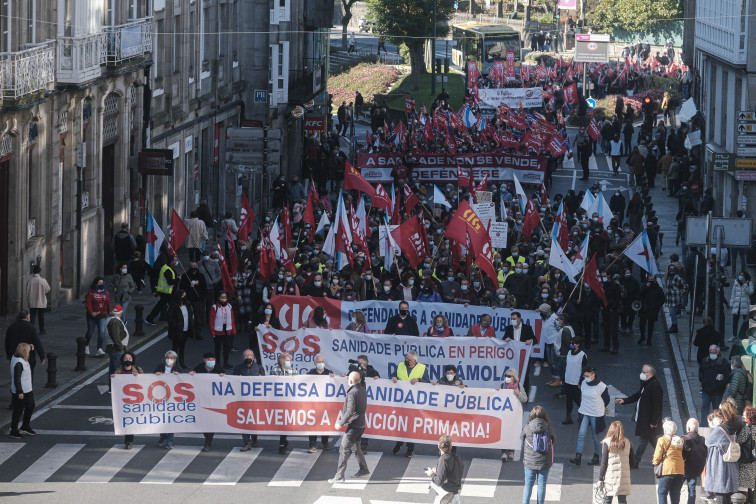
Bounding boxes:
453 22 518 35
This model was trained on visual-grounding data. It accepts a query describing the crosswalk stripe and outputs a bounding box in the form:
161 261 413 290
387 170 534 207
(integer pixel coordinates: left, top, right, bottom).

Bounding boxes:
529 386 538 403
563 156 575 169
589 156 599 172
13 443 85 483
533 365 541 377
78 444 144 483
332 451 382 490
460 457 501 498
0 444 24 466
530 462 563 501
314 497 362 504
204 447 262 485
141 446 202 484
269 449 321 487
396 455 437 493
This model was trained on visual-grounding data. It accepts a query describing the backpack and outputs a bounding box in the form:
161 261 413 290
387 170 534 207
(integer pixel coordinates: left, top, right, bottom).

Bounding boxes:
720 427 741 462
739 425 756 464
528 430 551 454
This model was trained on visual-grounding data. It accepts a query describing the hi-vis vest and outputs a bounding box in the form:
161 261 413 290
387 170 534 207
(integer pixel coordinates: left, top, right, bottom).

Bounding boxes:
157 264 175 294
396 362 426 381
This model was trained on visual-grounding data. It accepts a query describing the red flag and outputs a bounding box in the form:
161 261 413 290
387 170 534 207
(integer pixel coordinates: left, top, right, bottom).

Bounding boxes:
344 161 378 198
216 244 236 294
335 218 355 266
403 184 421 213
445 133 457 154
469 165 477 204
443 199 474 245
309 177 320 203
475 174 489 193
280 245 297 275
405 95 415 114
237 194 255 243
372 183 392 211
554 202 569 252
587 117 602 141
280 205 292 247
444 200 497 283
422 118 434 141
584 254 607 306
365 130 371 147
225 227 239 276
564 83 578 106
302 189 317 242
457 164 470 187
391 187 401 224
540 183 549 206
390 216 427 269
349 204 370 258
169 209 190 254
521 197 541 241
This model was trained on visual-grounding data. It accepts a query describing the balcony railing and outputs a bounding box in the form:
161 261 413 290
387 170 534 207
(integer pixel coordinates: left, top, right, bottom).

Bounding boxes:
0 41 55 100
105 17 153 65
57 33 106 84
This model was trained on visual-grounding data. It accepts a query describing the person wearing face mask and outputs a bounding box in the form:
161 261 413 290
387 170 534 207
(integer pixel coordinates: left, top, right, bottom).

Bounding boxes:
615 364 663 468
538 304 562 387
467 314 496 338
342 280 360 302
233 349 265 451
433 365 465 388
495 369 528 462
84 276 111 356
199 252 222 322
619 269 640 335
327 275 344 300
179 262 207 336
111 351 142 449
377 279 398 302
703 409 740 503
426 315 454 337
184 210 208 261
609 190 626 227
272 352 298 453
664 265 689 335
453 279 478 306
637 277 665 346
384 301 419 336
105 305 130 391
698 345 731 427
561 336 587 425
306 273 328 297
307 355 336 453
423 435 463 504
153 350 185 450
109 263 135 319
505 264 533 310
440 271 461 304
192 352 225 451
503 311 535 391
145 254 180 326
305 306 330 329
506 245 526 268
344 310 369 333
210 291 236 370
598 273 622 354
570 365 610 467
166 289 194 368
416 279 442 303
399 272 418 302
728 271 754 342
391 351 429 456
327 371 370 483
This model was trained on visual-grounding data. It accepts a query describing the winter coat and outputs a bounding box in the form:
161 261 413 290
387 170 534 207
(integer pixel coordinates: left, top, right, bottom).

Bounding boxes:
652 434 685 476
638 282 665 321
682 431 707 478
85 289 111 319
736 424 756 489
110 273 136 304
184 217 208 249
699 354 731 395
599 438 633 496
664 273 689 308
520 418 556 471
25 274 50 309
167 302 195 342
725 367 749 411
621 376 664 438
729 280 754 315
693 326 721 364
704 424 740 494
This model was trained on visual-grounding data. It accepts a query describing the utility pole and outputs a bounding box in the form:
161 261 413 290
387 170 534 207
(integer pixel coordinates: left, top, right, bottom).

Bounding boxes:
431 0 437 96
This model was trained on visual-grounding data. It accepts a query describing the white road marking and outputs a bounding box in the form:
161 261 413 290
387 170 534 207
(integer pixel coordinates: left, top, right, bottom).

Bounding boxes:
589 156 599 173
461 457 502 498
396 455 438 493
269 449 321 487
51 405 112 410
333 451 382 490
664 367 683 431
141 445 202 484
204 447 262 485
13 443 85 483
78 444 144 483
0 444 24 465
533 365 542 377
529 385 538 403
315 498 362 504
528 462 563 501
572 169 577 190
606 385 628 417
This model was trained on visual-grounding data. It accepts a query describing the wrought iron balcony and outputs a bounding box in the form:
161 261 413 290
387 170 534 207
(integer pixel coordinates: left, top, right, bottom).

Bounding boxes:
104 17 153 65
57 33 106 84
0 40 55 100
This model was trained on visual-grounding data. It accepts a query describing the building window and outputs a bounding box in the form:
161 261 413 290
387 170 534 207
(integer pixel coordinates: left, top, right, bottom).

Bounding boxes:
27 0 35 44
1 0 10 52
720 70 728 147
28 121 39 236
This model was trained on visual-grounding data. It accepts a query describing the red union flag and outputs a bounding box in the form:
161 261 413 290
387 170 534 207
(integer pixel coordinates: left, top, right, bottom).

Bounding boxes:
443 200 497 283
371 183 392 211
564 83 578 105
405 95 415 114
344 161 378 198
505 52 516 81
391 215 428 268
169 209 190 254
587 117 602 141
237 193 255 242
403 183 421 213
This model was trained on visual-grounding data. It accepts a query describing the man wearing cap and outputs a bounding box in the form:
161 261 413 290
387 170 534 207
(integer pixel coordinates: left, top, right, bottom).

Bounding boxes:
106 305 129 383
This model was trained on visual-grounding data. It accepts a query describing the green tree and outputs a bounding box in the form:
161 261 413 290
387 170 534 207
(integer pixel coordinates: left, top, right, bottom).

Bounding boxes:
365 0 456 76
341 0 360 47
590 0 680 33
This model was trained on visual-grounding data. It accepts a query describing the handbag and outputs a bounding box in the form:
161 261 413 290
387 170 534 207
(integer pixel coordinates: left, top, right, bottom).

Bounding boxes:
653 440 669 478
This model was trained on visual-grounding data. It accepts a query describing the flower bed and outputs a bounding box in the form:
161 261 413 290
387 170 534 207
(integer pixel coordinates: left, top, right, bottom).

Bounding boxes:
328 63 400 107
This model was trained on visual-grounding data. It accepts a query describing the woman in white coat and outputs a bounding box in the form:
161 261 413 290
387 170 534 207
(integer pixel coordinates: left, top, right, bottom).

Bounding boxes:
598 421 635 503
497 368 528 462
728 271 754 341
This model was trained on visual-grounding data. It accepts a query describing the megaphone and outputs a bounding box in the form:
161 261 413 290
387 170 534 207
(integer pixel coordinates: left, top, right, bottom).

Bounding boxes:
632 300 642 312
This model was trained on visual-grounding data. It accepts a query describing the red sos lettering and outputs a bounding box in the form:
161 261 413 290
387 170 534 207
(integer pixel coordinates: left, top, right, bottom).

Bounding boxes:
260 331 321 356
121 381 196 404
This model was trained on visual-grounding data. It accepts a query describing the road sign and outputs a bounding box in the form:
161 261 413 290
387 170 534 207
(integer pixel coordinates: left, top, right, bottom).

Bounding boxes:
712 152 734 171
736 170 756 181
737 136 756 145
737 123 756 134
586 98 596 109
254 89 268 103
685 217 754 247
738 111 754 121
737 147 756 157
574 34 610 63
737 158 756 168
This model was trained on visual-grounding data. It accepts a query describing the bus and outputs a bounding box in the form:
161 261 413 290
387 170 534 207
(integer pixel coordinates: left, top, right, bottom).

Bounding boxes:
451 22 522 71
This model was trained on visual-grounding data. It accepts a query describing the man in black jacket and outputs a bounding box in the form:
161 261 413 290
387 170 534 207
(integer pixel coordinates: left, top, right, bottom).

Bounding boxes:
426 435 463 503
4 310 46 377
698 345 731 426
193 352 223 452
234 349 265 451
599 272 622 354
384 301 419 336
682 418 707 502
502 311 535 392
328 371 369 483
180 262 207 338
615 364 663 468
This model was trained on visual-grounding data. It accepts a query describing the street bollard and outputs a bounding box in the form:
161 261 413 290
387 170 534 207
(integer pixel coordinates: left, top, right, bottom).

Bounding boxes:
134 304 145 336
45 352 58 388
658 232 664 256
75 337 87 371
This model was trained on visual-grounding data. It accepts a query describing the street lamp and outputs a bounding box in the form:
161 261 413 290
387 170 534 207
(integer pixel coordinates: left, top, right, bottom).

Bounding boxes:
431 0 437 96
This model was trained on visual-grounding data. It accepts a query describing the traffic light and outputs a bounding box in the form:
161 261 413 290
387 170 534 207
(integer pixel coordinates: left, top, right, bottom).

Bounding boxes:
644 97 651 104
746 305 756 356
444 58 450 74
436 59 442 75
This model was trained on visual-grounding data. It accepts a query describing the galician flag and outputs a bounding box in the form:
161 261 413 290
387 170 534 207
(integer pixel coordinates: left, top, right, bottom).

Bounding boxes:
433 184 452 209
624 230 659 275
145 212 165 266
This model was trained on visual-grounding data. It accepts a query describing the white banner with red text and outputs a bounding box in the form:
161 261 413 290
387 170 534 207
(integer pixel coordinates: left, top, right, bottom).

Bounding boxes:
255 325 533 388
111 374 523 449
355 152 546 184
477 87 544 110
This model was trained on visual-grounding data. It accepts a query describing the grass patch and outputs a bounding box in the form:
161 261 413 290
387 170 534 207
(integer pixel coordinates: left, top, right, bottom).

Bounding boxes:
328 63 401 107
385 71 466 111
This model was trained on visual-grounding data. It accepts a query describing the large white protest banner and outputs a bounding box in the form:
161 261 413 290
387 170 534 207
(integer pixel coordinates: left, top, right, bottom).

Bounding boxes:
255 326 532 388
269 296 547 359
111 374 523 449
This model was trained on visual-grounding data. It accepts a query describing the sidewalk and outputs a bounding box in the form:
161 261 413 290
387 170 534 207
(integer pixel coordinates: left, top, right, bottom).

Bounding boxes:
0 279 167 431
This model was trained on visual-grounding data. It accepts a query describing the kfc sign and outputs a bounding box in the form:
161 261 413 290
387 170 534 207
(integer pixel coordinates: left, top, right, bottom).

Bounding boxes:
304 116 325 132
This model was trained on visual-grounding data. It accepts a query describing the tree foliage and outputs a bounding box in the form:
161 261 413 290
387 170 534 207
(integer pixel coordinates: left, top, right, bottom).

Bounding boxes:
590 0 681 33
364 0 456 75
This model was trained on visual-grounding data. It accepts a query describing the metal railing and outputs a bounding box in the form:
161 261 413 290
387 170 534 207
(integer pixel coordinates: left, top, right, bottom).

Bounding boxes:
0 40 55 99
57 33 106 83
104 17 153 65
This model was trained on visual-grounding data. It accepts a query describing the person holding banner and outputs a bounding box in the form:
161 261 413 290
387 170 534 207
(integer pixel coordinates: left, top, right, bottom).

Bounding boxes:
210 291 236 370
426 315 454 338
192 352 224 452
327 371 369 483
497 369 528 462
153 350 186 450
391 351 429 457
384 301 419 336
467 314 496 338
345 311 370 333
272 352 298 454
111 351 142 449
307 355 335 453
234 349 265 451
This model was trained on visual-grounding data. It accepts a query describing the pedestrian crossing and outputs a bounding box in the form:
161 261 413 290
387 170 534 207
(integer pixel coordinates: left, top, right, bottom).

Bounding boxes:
0 439 665 500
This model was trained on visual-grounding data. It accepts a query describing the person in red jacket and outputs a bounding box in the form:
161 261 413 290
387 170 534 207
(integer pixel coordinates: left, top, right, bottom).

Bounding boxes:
467 314 496 337
210 291 236 369
84 276 111 356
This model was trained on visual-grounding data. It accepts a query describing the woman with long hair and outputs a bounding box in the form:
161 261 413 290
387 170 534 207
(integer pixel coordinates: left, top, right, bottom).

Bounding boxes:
737 406 756 504
520 406 555 504
598 421 635 503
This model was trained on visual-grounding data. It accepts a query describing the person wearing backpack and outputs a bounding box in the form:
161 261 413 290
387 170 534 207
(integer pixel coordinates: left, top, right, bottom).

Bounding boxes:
520 406 556 504
736 406 756 504
651 419 685 504
597 421 635 503
704 409 740 502
724 358 749 412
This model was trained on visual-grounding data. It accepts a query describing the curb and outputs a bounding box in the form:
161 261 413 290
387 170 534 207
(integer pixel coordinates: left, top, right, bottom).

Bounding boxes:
0 325 168 432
